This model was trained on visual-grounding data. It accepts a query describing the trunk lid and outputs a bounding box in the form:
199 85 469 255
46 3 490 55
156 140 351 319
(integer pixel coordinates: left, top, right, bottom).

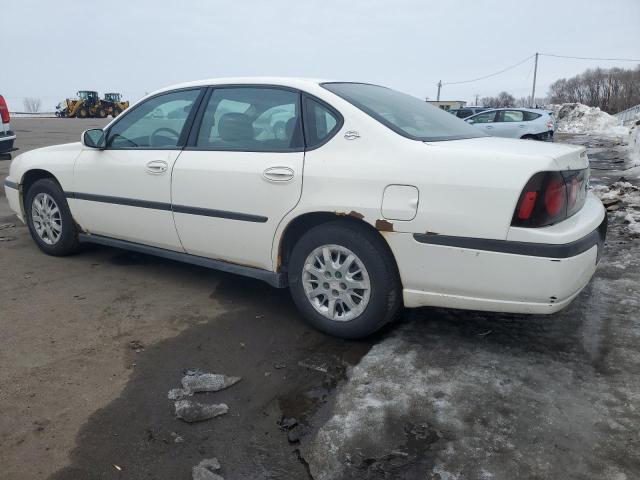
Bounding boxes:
427 136 588 170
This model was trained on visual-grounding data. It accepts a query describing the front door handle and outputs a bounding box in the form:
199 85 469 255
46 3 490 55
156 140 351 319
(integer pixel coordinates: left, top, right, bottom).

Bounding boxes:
146 160 168 174
263 166 294 182
485 125 494 129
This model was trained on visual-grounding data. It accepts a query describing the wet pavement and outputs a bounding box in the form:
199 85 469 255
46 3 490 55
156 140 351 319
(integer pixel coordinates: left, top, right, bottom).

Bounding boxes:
1 120 638 479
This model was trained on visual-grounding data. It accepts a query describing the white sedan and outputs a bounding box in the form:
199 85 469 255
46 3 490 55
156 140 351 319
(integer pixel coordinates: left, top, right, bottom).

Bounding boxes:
3 78 606 338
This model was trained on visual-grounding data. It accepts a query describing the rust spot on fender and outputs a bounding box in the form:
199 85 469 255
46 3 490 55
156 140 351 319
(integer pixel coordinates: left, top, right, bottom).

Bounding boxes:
375 219 394 232
336 210 365 220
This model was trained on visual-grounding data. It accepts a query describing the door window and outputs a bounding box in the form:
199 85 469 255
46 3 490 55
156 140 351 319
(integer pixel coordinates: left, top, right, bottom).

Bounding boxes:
499 110 525 122
468 111 496 124
106 89 201 149
303 97 341 148
195 87 303 151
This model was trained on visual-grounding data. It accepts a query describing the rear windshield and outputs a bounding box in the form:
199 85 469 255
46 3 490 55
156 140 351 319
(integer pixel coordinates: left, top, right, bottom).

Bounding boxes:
322 82 486 142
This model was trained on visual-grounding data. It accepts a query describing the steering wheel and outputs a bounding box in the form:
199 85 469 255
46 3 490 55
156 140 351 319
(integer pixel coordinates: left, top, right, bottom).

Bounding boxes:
150 127 180 147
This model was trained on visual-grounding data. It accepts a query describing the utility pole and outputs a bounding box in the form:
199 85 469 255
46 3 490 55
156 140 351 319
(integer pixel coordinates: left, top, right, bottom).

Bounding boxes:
475 94 479 106
530 52 539 107
437 80 442 101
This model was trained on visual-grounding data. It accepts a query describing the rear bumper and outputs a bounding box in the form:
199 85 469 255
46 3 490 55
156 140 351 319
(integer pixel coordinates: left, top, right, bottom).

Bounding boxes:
0 132 16 153
387 200 606 314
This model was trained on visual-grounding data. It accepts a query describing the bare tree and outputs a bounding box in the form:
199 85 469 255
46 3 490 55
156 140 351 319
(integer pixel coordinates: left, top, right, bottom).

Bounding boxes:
23 97 42 113
481 91 516 108
548 65 640 113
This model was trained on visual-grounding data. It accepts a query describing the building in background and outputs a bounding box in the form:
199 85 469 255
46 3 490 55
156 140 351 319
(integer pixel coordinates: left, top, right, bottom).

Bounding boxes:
427 100 467 111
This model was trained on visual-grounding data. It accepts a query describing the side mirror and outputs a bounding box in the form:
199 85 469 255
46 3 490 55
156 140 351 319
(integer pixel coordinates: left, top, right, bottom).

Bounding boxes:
82 129 106 149
466 119 474 124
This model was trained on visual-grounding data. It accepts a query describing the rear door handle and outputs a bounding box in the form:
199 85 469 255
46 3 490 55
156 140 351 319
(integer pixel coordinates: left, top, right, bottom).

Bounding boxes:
263 166 294 182
146 160 168 174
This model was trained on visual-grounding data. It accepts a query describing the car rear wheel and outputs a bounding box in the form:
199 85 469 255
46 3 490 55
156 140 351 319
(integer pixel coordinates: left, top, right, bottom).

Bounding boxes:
25 178 80 256
288 220 401 338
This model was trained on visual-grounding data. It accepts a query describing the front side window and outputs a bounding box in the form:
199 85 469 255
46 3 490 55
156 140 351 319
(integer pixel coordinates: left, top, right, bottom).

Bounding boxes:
195 87 303 151
322 82 485 142
304 97 341 148
106 89 201 149
468 111 497 124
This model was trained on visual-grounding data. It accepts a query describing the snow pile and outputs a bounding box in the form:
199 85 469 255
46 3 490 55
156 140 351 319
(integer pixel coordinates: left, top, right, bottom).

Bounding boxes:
552 103 628 137
628 113 640 166
593 181 640 235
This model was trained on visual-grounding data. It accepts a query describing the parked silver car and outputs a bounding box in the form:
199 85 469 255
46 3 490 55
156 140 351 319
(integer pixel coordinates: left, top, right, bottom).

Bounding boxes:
465 108 555 140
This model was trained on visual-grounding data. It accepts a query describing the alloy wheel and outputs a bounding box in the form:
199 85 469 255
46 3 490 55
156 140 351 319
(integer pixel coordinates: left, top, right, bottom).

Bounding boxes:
31 192 62 245
302 244 371 322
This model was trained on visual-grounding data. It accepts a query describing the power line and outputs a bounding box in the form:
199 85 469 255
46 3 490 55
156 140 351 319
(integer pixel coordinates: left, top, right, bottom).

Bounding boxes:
540 53 640 62
442 54 534 86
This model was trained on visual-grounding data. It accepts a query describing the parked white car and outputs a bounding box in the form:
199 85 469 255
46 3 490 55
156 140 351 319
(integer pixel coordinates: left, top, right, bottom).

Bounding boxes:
3 78 606 338
0 95 16 153
465 107 555 140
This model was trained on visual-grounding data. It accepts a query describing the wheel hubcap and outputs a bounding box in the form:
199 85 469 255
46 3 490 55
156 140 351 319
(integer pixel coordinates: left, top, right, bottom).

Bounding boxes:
32 193 62 245
302 244 371 322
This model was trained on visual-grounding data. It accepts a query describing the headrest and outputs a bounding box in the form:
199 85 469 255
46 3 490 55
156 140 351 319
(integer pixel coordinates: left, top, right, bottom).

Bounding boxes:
218 113 254 142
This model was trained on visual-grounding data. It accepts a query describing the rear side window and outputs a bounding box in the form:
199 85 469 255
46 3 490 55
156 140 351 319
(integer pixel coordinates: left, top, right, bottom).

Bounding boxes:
523 111 542 121
303 97 342 149
195 87 303 151
500 110 525 122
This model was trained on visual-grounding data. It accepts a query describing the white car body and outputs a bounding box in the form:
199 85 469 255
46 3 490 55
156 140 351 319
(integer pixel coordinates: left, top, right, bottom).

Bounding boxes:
4 77 605 316
466 107 555 141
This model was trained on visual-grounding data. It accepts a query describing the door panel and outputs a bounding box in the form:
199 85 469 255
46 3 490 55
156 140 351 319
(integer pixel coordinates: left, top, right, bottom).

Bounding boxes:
72 149 183 250
172 151 303 269
494 110 526 138
71 88 203 250
172 86 305 271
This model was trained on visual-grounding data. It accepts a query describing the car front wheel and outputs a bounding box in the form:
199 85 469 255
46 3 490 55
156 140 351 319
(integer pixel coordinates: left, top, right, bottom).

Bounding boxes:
288 220 401 339
25 178 80 256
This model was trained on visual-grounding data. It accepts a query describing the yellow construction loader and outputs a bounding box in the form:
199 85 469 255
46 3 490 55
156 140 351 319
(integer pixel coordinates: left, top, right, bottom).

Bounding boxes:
55 91 129 118
102 93 129 118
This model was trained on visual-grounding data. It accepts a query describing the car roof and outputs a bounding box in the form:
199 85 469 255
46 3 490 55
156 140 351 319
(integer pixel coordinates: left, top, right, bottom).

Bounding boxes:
466 107 550 116
150 77 329 96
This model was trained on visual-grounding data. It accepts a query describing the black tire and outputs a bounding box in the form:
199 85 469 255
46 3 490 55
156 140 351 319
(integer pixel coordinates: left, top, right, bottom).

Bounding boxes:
25 178 80 256
287 220 402 339
521 134 537 140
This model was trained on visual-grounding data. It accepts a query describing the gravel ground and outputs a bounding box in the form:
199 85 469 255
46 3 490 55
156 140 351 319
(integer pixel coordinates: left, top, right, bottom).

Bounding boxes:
0 120 638 480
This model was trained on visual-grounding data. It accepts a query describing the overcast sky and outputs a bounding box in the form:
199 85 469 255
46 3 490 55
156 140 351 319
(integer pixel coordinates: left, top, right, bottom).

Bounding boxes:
2 0 639 109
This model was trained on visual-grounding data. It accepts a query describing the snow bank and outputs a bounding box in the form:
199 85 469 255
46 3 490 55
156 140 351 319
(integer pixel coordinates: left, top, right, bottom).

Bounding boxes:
628 113 640 166
552 103 629 137
592 181 640 235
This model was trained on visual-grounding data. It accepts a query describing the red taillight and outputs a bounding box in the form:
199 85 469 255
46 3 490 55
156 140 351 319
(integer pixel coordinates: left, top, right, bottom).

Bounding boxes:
0 96 9 124
512 169 587 228
544 178 566 216
517 191 538 220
